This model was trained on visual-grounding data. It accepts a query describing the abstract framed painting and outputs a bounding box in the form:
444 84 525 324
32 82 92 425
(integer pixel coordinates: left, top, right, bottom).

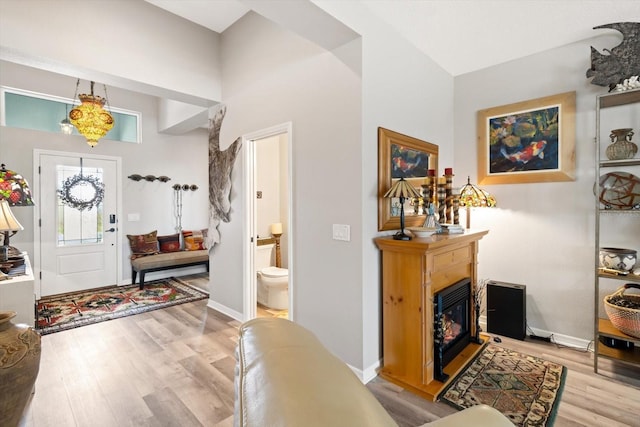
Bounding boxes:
477 91 576 184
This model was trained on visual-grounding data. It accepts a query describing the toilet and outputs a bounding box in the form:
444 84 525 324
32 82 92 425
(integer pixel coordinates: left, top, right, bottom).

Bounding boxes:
256 243 289 310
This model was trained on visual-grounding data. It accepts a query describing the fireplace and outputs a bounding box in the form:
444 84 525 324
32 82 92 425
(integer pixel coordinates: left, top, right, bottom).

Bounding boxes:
433 277 471 382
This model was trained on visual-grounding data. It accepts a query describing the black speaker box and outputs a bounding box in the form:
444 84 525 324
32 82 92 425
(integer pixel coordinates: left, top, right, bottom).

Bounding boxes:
487 281 526 340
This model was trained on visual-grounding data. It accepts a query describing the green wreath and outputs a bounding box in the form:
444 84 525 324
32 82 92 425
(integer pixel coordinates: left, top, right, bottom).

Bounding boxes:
58 174 105 211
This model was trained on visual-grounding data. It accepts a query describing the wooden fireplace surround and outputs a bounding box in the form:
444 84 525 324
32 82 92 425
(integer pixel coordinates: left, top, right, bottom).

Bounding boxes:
374 230 488 401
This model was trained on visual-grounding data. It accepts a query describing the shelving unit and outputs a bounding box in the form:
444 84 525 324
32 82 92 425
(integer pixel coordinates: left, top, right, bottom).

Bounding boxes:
593 89 640 374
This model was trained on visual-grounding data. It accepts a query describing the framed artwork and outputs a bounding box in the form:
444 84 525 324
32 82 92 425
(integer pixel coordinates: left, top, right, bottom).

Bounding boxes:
378 127 438 231
477 91 576 184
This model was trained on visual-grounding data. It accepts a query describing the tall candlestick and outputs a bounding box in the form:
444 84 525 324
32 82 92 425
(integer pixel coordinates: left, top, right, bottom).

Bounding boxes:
444 170 453 223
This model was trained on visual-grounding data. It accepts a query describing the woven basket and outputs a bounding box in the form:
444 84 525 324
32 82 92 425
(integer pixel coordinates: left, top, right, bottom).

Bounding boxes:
604 283 640 339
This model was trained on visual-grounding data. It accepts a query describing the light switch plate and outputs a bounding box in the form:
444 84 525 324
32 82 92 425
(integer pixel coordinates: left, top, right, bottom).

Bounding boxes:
332 224 350 241
128 213 140 222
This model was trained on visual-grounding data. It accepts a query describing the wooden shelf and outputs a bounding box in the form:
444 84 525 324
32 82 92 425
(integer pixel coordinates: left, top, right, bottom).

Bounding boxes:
597 271 640 283
599 89 640 108
597 319 640 366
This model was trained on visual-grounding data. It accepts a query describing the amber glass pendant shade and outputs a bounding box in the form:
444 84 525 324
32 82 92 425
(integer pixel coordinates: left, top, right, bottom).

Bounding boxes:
69 81 114 147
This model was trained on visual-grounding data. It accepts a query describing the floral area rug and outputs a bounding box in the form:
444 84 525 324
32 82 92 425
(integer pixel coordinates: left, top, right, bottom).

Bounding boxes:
440 344 566 427
36 277 208 335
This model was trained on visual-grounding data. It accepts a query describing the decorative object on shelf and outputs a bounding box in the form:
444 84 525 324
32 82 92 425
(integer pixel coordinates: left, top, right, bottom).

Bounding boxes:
613 75 640 92
0 311 41 427
604 283 640 338
606 128 637 160
459 176 497 229
271 222 283 267
477 91 576 184
597 171 640 210
586 22 640 91
378 127 438 231
599 247 637 272
68 79 114 147
57 158 105 211
0 164 34 207
0 200 23 261
423 203 441 232
383 177 421 240
406 226 437 238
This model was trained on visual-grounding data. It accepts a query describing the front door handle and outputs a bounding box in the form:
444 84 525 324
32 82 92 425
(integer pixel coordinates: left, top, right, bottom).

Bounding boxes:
105 227 116 233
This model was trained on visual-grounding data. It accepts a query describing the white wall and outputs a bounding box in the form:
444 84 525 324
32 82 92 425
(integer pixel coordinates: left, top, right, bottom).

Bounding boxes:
453 33 640 341
0 0 222 106
315 1 454 376
0 62 210 284
213 11 363 366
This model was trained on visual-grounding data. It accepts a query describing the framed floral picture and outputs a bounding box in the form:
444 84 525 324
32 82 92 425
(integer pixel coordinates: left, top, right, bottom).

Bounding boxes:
477 91 576 184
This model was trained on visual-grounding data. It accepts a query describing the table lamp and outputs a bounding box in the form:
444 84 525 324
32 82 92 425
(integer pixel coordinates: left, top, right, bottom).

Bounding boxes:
459 176 496 229
384 177 421 240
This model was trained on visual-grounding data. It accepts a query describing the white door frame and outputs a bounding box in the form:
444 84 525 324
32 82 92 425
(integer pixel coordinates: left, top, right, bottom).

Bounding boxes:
242 122 293 321
32 149 123 299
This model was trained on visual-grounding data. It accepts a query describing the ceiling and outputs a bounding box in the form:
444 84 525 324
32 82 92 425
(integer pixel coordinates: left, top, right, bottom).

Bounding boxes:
145 0 639 76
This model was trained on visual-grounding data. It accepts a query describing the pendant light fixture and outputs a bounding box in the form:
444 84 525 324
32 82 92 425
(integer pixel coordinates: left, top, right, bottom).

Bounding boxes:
69 79 115 147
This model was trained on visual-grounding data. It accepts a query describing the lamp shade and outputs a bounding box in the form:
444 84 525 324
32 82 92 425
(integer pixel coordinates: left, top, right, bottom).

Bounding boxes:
271 222 283 235
69 81 114 147
384 177 421 199
459 176 496 208
0 199 23 232
0 164 34 206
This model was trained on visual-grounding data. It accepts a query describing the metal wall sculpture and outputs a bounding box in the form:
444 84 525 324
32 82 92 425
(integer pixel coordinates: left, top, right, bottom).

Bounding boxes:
586 22 640 91
206 105 242 249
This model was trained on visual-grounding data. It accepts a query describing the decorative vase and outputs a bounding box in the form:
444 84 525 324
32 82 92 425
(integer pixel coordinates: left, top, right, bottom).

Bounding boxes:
606 128 637 160
0 311 41 427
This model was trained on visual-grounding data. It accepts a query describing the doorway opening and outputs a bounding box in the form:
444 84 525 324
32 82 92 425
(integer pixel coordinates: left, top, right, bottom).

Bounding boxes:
242 122 293 321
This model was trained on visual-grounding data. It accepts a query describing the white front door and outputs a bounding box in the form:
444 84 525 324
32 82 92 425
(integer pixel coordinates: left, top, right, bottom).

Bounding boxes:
38 153 118 297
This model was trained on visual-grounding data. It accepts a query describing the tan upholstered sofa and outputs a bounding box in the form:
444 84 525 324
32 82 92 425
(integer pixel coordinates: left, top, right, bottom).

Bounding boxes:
234 317 514 427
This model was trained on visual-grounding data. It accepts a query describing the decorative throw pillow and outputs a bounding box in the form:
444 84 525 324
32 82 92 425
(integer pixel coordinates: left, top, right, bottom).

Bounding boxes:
158 233 181 253
127 230 159 259
182 229 208 251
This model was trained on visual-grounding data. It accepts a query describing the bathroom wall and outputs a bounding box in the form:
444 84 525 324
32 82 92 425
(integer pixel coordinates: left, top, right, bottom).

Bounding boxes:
255 133 289 268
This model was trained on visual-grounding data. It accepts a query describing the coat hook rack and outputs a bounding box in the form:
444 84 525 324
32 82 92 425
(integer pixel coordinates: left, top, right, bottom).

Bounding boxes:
128 174 172 182
172 183 198 191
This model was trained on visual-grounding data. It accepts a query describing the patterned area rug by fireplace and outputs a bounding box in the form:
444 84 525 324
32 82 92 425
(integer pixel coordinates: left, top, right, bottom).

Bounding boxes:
36 277 208 335
440 344 566 427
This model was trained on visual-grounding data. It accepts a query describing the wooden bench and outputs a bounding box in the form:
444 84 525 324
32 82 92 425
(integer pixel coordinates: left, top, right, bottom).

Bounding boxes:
131 250 209 289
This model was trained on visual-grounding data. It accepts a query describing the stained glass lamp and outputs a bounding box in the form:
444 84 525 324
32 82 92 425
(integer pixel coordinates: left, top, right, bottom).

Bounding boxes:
384 177 421 240
459 176 496 229
0 164 33 258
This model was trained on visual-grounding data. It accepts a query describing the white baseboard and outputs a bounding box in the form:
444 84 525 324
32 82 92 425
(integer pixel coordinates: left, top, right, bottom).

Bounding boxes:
207 299 243 322
479 315 591 350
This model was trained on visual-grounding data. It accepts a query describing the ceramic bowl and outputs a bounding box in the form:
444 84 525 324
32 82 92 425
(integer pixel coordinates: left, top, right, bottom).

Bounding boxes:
407 227 438 238
599 247 637 272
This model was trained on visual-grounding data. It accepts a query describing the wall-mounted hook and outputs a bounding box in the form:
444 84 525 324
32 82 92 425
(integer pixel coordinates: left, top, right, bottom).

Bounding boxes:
190 184 198 191
144 175 157 182
128 174 143 181
158 176 171 182
173 183 182 191
182 184 190 191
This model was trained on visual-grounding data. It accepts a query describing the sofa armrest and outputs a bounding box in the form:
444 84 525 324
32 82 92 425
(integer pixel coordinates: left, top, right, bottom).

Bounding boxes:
234 317 398 427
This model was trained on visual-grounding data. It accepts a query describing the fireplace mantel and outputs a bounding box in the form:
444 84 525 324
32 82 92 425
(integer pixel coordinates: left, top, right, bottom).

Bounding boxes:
374 230 488 401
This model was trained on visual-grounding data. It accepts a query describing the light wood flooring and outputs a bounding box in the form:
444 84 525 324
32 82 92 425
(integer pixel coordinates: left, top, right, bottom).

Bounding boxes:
19 275 640 427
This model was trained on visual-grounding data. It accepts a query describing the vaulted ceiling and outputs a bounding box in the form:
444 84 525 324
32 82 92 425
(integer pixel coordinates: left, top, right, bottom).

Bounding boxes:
145 0 639 76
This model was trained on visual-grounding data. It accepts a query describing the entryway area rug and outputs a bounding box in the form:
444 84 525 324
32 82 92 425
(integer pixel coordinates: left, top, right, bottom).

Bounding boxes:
36 277 208 335
440 344 566 427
